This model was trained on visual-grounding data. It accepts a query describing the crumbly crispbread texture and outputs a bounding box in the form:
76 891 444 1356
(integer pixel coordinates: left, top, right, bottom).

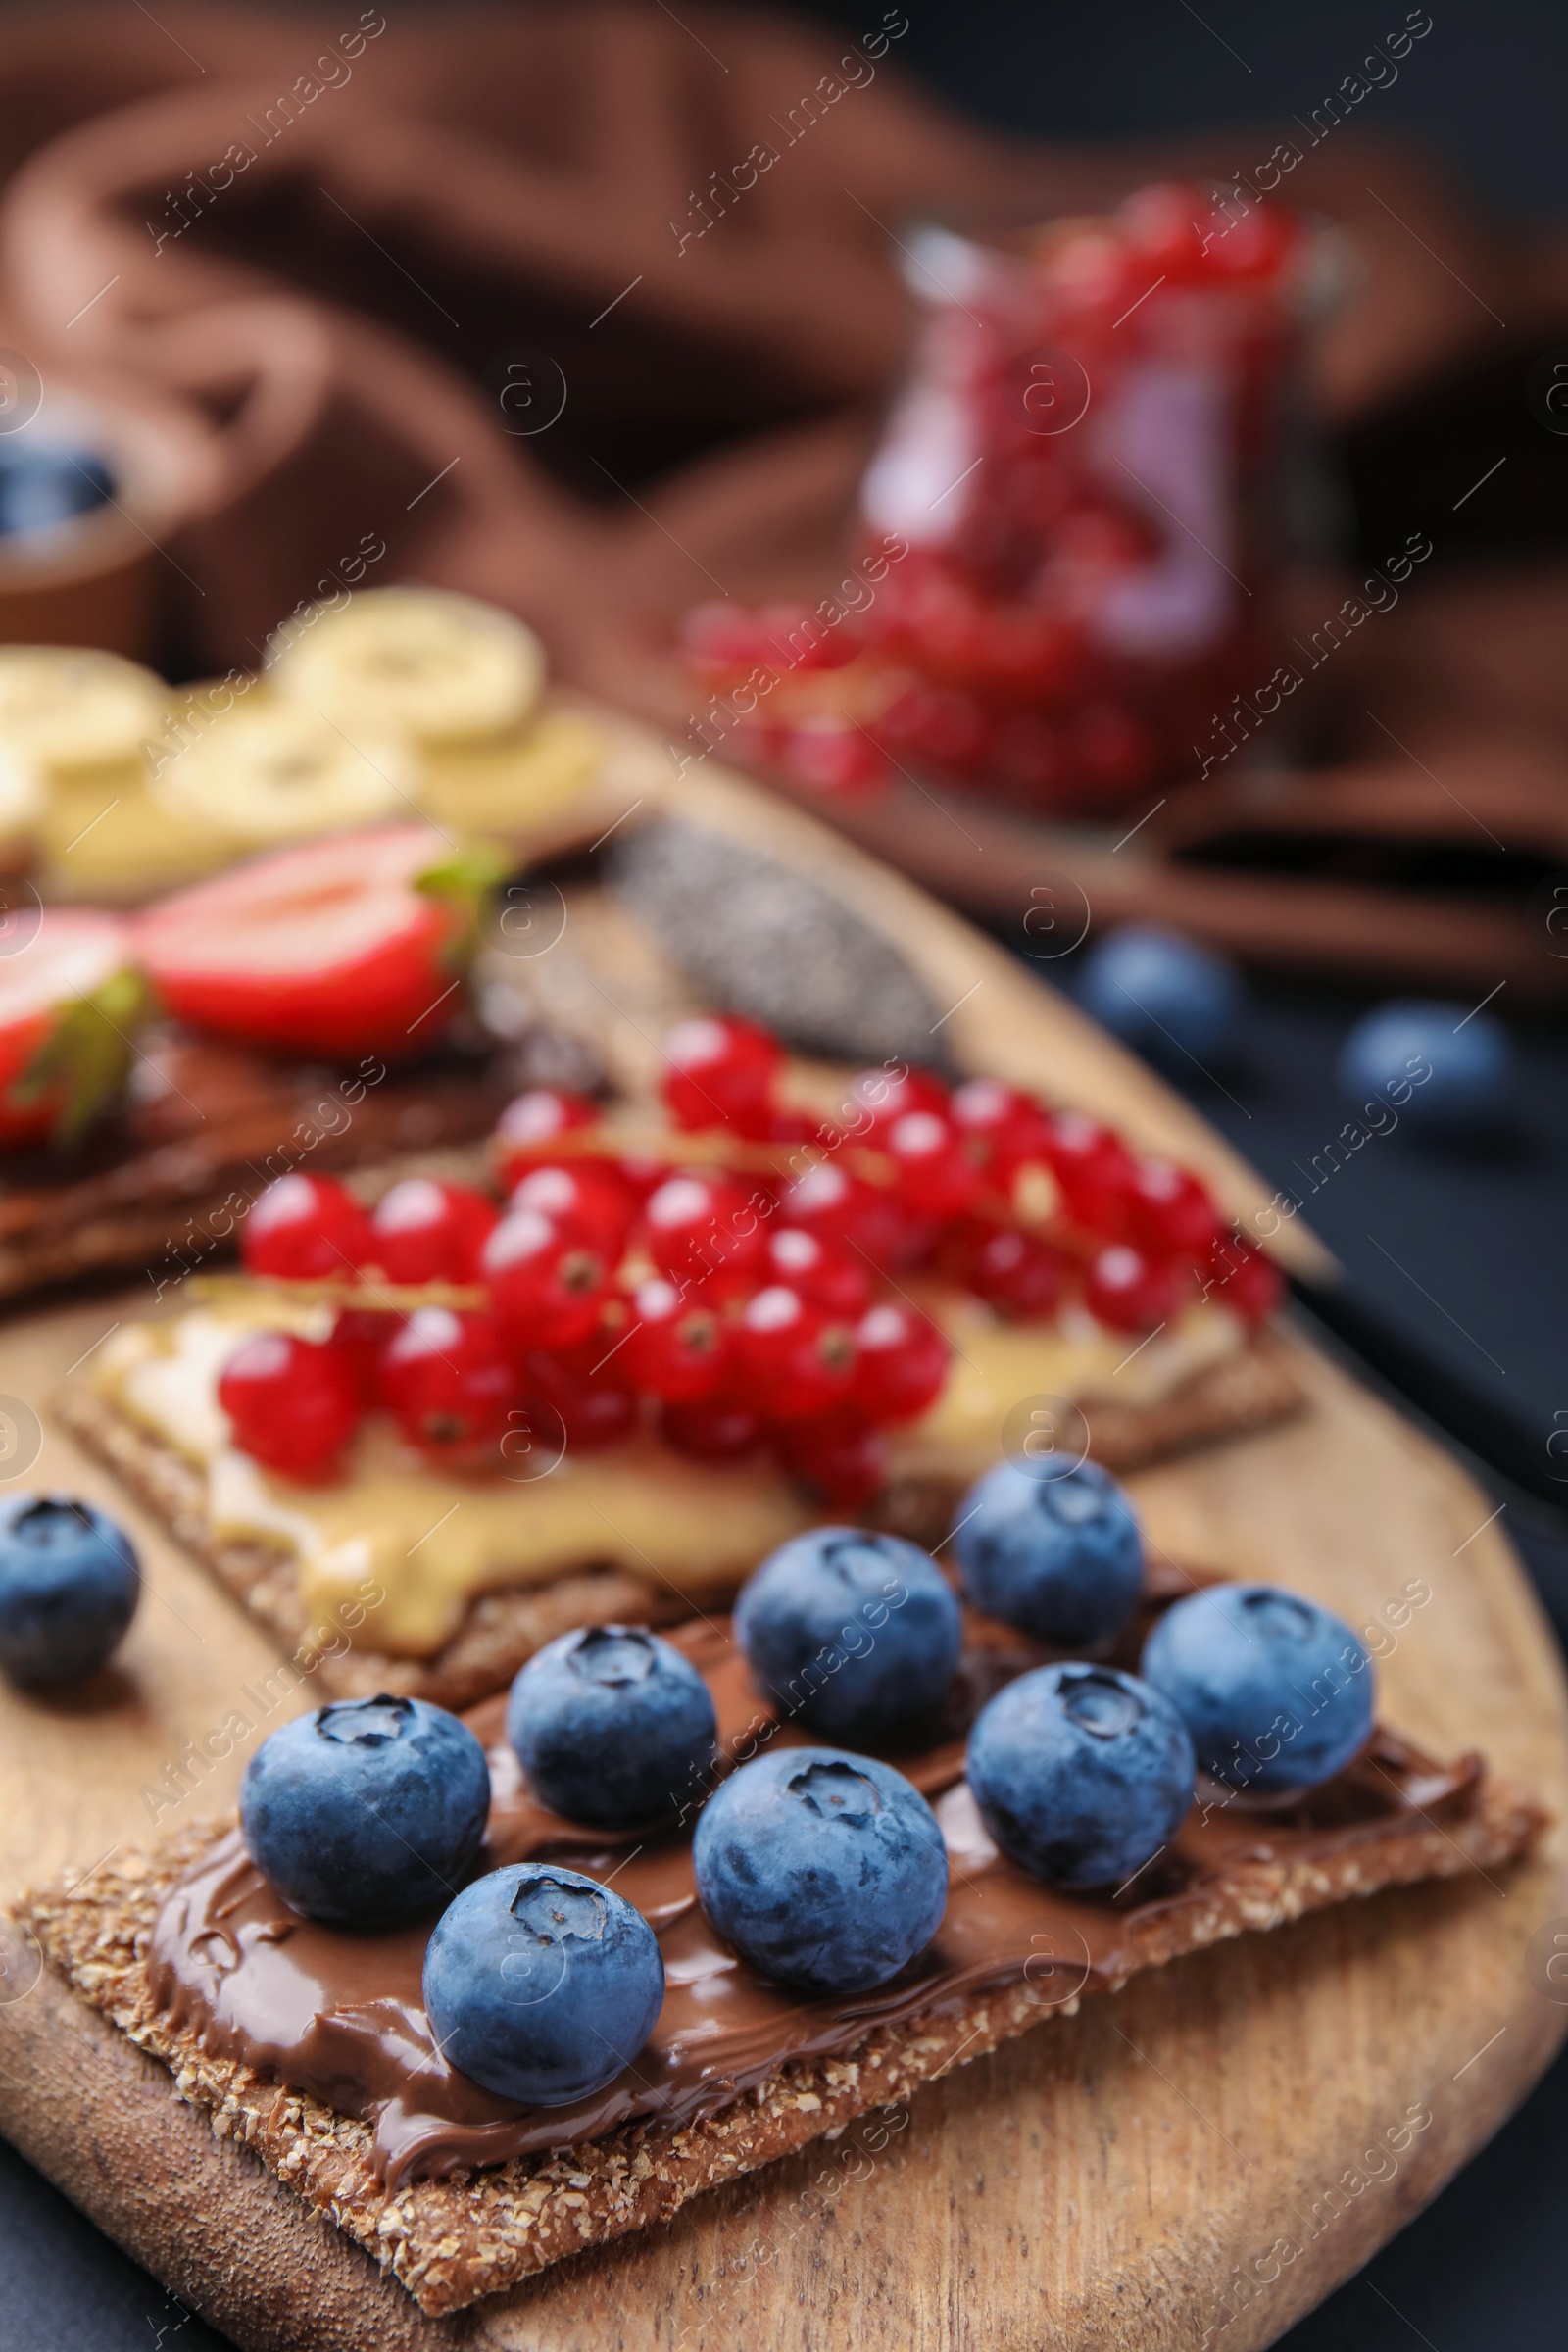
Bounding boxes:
51 1382 679 1711
17 1785 1544 2320
53 1337 1305 1706
877 1334 1306 1547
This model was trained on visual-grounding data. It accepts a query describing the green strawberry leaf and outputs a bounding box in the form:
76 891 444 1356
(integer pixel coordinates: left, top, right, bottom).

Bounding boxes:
10 965 156 1147
415 839 514 974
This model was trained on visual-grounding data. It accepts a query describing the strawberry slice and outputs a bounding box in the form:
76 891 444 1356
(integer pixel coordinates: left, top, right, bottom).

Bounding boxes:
0 907 143 1146
133 828 505 1060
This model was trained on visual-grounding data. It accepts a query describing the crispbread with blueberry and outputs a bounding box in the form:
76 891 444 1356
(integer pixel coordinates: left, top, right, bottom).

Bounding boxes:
2 1501 1548 2325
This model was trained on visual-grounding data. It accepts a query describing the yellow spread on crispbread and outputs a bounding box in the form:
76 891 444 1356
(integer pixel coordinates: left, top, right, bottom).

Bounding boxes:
90 1292 1245 1655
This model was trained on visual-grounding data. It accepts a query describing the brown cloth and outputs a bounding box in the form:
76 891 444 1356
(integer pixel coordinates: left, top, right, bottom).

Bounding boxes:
3 1 1568 987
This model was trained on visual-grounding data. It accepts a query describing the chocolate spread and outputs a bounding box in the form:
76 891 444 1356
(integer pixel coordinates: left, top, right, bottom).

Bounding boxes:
0 1028 550 1301
148 1591 1483 2189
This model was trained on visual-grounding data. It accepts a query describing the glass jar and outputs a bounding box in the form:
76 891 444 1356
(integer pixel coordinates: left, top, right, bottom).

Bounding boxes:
680 181 1333 816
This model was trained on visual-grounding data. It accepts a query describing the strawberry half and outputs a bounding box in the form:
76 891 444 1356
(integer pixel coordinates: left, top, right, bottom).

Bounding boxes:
0 907 145 1146
133 828 506 1060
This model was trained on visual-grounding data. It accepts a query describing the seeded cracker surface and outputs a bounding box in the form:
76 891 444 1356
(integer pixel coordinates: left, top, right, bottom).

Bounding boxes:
16 1783 1543 2320
53 1344 1305 1707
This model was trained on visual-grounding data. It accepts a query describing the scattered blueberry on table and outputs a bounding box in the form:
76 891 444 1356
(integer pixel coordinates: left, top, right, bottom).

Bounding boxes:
240 1694 492 1923
506 1625 717 1829
1336 998 1513 1133
0 442 115 541
954 1454 1144 1646
423 1862 665 2106
693 1747 949 1993
1076 923 1243 1064
966 1662 1196 1888
0 1494 139 1686
734 1527 962 1737
1141 1582 1375 1795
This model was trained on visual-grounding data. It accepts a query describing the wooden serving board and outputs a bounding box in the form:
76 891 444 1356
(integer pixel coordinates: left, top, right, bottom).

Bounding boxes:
0 717 1564 2352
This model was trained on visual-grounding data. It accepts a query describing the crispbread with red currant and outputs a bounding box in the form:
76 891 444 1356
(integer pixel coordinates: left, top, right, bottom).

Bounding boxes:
55 992 1302 1707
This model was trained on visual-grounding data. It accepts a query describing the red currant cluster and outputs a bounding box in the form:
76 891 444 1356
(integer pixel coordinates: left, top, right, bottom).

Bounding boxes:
677 181 1308 815
217 1014 1280 1497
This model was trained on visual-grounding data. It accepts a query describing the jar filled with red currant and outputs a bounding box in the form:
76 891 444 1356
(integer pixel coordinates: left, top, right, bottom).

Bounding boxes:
680 181 1332 814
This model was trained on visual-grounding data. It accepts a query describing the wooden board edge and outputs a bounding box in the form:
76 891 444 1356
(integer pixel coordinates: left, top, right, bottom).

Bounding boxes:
5 1883 1566 2352
0 1965 445 2352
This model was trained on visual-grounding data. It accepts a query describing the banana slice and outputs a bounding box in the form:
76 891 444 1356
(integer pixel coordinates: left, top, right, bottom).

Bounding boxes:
267 588 545 746
0 745 43 841
149 702 418 842
0 647 166 772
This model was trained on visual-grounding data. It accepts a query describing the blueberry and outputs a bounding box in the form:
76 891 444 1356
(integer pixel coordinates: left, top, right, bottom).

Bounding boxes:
966 1662 1195 1888
0 1494 138 1686
240 1694 491 1923
0 444 115 540
1077 925 1243 1064
423 1862 664 2106
953 1456 1143 1646
1336 999 1511 1133
1141 1583 1375 1795
506 1625 717 1829
733 1528 961 1738
693 1747 948 1992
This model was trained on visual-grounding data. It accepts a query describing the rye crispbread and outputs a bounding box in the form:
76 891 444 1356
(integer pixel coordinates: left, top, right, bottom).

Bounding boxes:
53 1336 1304 1709
13 1778 1543 2321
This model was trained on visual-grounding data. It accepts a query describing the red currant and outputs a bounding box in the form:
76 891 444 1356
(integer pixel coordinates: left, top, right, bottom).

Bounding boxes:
614 1152 675 1203
763 1226 871 1317
368 1179 498 1286
1116 181 1207 281
659 1394 764 1465
520 1341 636 1450
851 1302 949 1424
782 720 887 796
1206 1235 1284 1321
1084 1244 1180 1331
950 1077 1054 1183
882 1108 982 1219
1064 703 1153 796
776 1159 906 1270
1043 1112 1137 1236
619 1277 730 1402
878 683 988 767
1201 197 1298 280
846 1065 949 1140
242 1173 370 1281
645 1172 768 1296
493 1088 597 1187
482 1209 611 1351
964 1224 1070 1319
767 1107 815 1145
1125 1159 1222 1259
218 1329 361 1480
776 1407 890 1508
679 601 777 673
330 1304 395 1403
662 1016 782 1138
508 1160 635 1261
734 1285 857 1423
755 602 862 671
381 1307 518 1467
